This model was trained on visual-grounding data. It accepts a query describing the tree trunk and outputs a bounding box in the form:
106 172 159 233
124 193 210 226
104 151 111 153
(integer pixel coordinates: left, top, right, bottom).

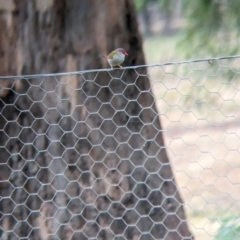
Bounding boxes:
141 6 152 36
161 0 174 35
0 0 193 239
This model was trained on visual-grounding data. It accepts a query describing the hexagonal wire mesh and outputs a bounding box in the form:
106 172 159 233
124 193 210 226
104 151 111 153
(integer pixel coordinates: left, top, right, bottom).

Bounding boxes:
1 56 240 240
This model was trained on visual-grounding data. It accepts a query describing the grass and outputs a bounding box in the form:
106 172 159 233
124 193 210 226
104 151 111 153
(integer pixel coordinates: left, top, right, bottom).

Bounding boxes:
143 32 185 64
215 215 240 240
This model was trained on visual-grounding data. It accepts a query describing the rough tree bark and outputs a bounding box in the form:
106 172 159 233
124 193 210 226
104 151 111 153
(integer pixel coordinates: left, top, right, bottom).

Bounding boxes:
0 0 193 239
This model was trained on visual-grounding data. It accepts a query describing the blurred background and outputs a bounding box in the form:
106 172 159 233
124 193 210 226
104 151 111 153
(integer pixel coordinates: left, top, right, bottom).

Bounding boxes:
137 0 240 62
1 0 240 240
137 0 240 239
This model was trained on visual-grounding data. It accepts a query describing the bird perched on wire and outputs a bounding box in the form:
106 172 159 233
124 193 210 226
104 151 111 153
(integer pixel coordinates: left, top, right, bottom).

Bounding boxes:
101 48 128 69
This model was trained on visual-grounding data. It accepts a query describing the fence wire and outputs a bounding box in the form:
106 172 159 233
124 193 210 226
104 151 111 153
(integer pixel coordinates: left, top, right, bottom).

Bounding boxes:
1 56 240 240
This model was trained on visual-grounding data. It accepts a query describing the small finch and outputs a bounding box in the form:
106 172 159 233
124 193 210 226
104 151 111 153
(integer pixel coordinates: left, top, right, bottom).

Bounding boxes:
101 48 128 69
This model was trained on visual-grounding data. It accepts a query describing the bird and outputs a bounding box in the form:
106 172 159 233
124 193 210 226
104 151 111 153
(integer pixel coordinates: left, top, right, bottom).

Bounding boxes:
101 48 128 69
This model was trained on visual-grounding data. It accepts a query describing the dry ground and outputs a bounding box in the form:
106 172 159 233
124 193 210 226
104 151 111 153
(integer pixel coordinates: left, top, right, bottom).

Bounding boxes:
148 63 240 239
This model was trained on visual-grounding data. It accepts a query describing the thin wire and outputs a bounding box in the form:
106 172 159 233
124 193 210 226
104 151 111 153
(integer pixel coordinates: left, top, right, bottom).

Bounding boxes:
0 54 240 80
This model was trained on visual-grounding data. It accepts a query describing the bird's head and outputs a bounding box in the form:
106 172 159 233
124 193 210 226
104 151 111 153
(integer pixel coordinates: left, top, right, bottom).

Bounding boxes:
117 48 128 56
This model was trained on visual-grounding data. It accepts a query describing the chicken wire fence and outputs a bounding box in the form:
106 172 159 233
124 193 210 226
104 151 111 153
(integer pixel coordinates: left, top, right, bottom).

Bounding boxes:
1 56 240 240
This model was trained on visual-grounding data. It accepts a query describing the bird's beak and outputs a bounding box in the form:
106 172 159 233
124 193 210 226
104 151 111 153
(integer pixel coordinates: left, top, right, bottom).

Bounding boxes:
125 52 128 56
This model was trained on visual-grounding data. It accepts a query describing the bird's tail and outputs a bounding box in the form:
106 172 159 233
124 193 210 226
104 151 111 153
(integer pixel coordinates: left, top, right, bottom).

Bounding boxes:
99 54 108 60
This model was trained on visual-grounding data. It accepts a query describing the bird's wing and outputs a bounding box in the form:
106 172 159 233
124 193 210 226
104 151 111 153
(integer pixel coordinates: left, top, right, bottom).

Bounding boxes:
108 49 117 59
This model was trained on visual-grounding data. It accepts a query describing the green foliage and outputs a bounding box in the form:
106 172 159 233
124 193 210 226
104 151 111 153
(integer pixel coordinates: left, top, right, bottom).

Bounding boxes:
157 0 176 15
215 215 240 240
133 0 148 11
134 0 167 12
180 0 240 57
